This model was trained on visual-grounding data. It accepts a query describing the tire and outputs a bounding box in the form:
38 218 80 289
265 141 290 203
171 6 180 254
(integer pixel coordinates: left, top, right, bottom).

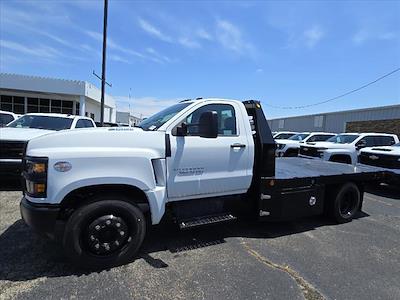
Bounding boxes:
328 183 361 223
63 197 146 270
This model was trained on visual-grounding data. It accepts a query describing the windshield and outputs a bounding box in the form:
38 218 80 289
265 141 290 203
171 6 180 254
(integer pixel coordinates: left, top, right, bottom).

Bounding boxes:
7 115 73 130
288 133 310 141
327 134 359 144
138 102 191 130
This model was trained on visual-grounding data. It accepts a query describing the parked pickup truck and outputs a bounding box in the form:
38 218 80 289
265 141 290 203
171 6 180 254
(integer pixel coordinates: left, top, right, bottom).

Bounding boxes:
0 113 96 181
275 132 336 157
299 133 399 165
20 99 391 269
359 143 400 184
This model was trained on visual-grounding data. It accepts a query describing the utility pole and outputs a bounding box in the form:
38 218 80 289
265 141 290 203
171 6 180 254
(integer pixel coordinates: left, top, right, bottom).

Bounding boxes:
93 0 111 125
100 0 108 126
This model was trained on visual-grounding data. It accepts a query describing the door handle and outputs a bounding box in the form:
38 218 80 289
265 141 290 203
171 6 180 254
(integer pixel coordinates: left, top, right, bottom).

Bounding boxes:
231 143 246 148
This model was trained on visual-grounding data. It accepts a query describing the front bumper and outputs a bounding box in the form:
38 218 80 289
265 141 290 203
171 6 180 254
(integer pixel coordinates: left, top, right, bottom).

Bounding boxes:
20 197 61 239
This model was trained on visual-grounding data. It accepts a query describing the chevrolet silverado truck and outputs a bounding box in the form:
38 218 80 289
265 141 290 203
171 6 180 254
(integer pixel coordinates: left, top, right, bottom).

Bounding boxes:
20 99 391 269
275 132 336 157
0 113 96 181
299 133 399 165
359 143 400 184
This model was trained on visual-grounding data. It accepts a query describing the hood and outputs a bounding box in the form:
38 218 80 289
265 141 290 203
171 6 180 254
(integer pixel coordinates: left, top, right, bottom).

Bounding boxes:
275 139 300 145
361 146 400 156
27 127 166 158
0 127 54 141
301 141 354 149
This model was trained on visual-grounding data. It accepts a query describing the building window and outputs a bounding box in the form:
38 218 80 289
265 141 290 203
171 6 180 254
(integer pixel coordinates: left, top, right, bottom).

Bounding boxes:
39 99 50 113
278 119 285 129
13 96 25 114
75 102 80 115
0 95 13 112
62 100 73 114
314 115 324 128
27 98 39 113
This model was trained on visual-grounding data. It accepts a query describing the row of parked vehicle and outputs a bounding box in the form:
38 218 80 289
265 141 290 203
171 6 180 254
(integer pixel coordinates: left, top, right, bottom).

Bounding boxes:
272 131 400 175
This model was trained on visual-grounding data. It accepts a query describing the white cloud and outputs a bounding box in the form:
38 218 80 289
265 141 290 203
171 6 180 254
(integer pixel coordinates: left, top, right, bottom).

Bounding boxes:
215 20 255 55
353 30 397 45
178 37 201 49
197 28 213 40
84 30 175 64
115 96 181 117
138 18 173 43
256 68 263 73
0 39 61 58
303 25 325 48
109 54 131 64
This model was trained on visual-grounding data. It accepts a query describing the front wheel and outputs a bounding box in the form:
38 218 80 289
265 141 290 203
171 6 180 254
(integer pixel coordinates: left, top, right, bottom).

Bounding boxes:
63 198 146 270
328 183 361 223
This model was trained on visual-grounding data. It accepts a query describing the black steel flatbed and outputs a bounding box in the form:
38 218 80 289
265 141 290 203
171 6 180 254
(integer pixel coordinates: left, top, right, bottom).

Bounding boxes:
263 157 390 189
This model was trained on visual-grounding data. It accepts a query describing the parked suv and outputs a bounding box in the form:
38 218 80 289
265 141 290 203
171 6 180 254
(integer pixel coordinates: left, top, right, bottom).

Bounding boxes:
276 132 336 157
0 113 96 180
299 133 399 165
0 110 18 127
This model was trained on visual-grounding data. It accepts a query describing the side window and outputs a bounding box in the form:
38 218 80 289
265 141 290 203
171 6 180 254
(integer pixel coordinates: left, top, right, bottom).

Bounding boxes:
357 136 375 147
185 104 237 136
83 119 94 127
375 136 395 146
75 119 94 128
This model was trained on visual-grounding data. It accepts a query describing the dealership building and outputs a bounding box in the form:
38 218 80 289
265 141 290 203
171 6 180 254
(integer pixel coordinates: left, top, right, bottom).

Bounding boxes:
268 104 400 137
0 73 116 123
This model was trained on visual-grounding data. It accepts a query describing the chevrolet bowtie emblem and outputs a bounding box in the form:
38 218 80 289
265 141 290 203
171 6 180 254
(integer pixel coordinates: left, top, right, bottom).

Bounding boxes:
369 155 379 160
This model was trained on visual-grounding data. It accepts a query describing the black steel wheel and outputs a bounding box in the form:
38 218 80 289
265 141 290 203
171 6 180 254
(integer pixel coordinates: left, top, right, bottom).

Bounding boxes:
330 183 361 223
63 197 146 270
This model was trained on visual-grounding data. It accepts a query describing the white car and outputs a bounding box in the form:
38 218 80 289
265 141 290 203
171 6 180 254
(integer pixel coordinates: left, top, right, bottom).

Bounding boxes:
299 133 399 165
0 113 96 179
273 131 297 140
0 110 18 127
276 132 336 157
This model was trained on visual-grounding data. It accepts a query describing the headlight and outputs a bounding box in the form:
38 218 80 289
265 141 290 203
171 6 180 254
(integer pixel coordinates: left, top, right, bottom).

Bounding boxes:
276 143 285 150
23 157 48 198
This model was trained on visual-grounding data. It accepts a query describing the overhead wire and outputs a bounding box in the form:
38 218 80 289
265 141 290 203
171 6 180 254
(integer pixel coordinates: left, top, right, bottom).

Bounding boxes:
264 67 400 109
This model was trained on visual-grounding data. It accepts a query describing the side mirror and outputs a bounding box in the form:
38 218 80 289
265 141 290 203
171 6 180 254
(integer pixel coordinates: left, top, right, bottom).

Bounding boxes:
175 123 188 136
356 140 366 149
199 111 218 138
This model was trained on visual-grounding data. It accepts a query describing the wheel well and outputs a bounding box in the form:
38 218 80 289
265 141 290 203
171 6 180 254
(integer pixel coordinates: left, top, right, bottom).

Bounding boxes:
59 184 150 219
329 154 352 164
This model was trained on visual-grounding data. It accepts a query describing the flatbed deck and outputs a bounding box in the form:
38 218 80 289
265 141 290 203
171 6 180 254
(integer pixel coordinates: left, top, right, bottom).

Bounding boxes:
274 157 386 180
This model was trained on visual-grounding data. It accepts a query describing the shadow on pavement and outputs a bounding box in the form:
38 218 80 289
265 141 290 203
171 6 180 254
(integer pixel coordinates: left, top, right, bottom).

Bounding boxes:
365 184 400 200
0 211 369 282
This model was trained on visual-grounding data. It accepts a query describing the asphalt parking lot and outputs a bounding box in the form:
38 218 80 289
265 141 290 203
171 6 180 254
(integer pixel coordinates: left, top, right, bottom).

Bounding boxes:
0 185 399 300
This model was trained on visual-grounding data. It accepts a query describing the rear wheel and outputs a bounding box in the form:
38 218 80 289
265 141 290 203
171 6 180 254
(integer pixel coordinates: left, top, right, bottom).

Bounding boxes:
328 183 360 223
63 197 146 270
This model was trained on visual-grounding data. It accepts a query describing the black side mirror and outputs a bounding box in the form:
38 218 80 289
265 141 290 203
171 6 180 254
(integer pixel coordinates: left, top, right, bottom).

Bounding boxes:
356 140 366 149
199 111 218 138
175 123 188 136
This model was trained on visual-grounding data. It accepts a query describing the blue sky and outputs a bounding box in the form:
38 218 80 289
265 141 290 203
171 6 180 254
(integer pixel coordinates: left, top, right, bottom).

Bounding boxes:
0 0 399 118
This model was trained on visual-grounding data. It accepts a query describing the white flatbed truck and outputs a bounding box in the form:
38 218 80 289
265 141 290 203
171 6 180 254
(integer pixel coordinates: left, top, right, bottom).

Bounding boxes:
20 99 391 269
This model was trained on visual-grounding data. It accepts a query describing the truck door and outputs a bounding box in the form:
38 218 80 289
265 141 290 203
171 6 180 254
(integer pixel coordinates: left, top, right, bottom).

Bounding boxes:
167 103 252 200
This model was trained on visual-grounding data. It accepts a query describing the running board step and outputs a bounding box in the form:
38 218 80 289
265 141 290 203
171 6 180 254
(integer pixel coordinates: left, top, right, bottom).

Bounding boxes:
178 214 237 230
